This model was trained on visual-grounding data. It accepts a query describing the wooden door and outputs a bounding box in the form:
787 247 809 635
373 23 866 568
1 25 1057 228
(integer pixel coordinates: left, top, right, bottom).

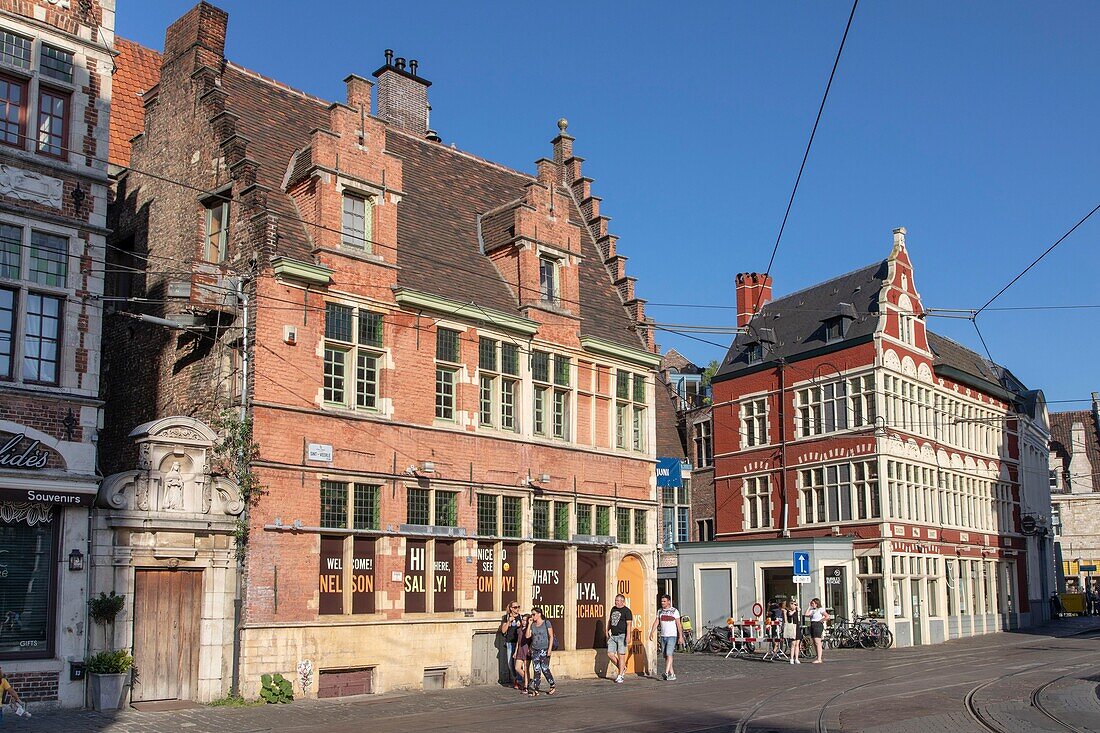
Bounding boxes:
132 569 202 702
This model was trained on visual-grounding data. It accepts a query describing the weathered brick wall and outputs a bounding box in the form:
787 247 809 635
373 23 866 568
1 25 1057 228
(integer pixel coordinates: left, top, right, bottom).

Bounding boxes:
0 0 108 37
7 670 59 702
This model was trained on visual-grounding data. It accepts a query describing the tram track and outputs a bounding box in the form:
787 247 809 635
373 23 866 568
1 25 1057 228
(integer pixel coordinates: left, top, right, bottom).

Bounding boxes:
964 661 1093 733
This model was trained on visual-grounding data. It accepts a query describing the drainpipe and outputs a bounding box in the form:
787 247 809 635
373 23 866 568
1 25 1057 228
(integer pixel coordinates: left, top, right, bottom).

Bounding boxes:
231 275 251 697
778 360 790 537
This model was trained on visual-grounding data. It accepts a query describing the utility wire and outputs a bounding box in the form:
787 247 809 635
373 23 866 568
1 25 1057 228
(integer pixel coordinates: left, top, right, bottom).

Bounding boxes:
975 200 1100 316
751 0 859 318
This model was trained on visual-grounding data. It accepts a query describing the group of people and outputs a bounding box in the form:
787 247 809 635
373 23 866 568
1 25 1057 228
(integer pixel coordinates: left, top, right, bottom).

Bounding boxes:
765 597 830 663
499 604 559 696
499 593 688 694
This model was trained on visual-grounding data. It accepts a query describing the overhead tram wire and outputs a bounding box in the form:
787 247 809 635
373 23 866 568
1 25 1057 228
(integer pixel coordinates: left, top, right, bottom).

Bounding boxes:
750 0 859 318
975 199 1100 317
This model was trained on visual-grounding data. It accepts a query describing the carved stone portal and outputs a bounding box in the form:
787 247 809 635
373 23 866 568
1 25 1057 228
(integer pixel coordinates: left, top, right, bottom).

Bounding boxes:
97 416 243 517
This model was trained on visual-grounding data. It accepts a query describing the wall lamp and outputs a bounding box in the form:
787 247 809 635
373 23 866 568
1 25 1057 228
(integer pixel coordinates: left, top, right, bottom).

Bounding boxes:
525 473 551 487
68 549 84 572
404 461 436 476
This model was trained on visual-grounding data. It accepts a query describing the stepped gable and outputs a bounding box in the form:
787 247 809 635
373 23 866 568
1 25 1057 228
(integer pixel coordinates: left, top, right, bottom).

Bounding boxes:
110 38 162 167
385 130 646 351
715 260 888 379
553 123 653 352
1050 410 1100 486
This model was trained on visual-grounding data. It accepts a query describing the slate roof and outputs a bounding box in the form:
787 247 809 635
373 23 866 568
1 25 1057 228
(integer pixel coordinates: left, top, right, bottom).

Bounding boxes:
1050 409 1100 488
714 260 888 381
713 257 1032 400
109 38 161 168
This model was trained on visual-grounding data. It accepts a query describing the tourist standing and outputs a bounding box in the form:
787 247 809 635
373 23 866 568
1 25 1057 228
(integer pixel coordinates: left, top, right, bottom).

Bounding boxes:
804 598 830 663
764 598 785 661
526 607 557 696
514 614 532 693
784 599 802 664
500 602 522 687
605 594 634 683
648 594 684 681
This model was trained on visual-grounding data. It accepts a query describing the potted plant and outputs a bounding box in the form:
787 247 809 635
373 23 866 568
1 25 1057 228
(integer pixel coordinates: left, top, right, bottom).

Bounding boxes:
85 649 133 711
88 591 125 647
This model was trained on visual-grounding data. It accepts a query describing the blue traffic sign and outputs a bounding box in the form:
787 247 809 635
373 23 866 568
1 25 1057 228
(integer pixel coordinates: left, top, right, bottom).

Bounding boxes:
793 551 810 576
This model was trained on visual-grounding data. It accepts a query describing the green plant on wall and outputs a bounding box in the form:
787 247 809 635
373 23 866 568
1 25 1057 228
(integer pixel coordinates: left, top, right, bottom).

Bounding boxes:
259 673 293 704
88 591 125 647
211 409 267 559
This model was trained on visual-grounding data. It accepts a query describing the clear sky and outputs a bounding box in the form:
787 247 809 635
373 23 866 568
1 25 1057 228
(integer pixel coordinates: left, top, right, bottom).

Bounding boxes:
118 1 1100 412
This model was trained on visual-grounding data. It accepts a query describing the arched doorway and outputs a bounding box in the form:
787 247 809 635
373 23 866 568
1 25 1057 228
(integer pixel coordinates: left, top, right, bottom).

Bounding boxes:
616 555 648 676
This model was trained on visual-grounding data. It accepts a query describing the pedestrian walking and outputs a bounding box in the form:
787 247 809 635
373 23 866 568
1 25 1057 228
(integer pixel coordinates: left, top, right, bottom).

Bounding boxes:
648 594 683 681
0 666 27 722
500 601 523 687
605 593 634 683
526 607 557 696
1087 585 1097 616
783 599 802 664
514 614 532 693
804 598 830 663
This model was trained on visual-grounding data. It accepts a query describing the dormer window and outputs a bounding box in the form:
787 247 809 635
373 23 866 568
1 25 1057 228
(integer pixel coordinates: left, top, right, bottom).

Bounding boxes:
746 342 763 364
821 303 856 344
539 255 558 305
341 193 373 252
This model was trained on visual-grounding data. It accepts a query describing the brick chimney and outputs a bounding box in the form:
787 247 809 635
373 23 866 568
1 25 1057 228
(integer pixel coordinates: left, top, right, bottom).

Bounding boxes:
735 272 773 327
372 49 433 138
1069 421 1095 494
162 1 228 71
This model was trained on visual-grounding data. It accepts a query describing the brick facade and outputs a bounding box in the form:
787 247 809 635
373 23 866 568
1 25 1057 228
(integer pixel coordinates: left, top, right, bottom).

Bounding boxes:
707 229 1050 645
105 2 663 698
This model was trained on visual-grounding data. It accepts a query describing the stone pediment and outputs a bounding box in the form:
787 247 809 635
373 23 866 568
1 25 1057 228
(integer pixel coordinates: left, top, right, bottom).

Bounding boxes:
98 416 243 517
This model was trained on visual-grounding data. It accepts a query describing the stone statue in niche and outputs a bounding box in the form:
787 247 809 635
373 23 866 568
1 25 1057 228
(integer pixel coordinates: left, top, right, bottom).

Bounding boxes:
136 444 152 511
162 461 185 511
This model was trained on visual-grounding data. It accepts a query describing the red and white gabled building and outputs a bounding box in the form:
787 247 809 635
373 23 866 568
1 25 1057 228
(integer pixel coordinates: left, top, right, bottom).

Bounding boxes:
709 228 1053 646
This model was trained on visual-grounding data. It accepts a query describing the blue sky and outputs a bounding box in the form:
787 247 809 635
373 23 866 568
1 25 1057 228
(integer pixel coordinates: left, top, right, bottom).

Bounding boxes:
118 1 1100 412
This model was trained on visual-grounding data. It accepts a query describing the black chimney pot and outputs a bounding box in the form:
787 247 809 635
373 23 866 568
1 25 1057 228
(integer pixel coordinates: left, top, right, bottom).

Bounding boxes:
384 49 394 66
395 57 406 70
410 59 418 76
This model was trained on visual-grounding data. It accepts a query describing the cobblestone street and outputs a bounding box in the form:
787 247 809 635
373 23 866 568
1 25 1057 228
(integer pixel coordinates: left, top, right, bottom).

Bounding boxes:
12 618 1100 733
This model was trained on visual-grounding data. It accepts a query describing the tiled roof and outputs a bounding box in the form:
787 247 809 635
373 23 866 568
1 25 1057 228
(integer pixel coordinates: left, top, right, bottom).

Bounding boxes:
112 38 645 351
1050 409 1100 489
715 260 887 381
220 65 330 259
109 38 161 168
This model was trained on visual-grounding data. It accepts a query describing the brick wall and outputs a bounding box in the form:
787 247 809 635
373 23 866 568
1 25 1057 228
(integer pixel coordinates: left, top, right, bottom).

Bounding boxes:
7 670 59 702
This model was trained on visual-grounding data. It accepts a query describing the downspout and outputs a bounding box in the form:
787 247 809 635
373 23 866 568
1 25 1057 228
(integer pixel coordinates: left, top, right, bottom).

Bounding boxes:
231 275 251 697
779 360 790 538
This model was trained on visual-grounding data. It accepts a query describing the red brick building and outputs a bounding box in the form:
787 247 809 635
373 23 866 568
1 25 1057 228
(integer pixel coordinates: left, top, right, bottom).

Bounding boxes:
100 2 661 701
0 0 116 708
706 228 1051 646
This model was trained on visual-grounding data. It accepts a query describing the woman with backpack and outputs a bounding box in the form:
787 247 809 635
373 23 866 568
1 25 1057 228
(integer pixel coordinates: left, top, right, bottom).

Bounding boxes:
784 599 803 664
525 607 557 696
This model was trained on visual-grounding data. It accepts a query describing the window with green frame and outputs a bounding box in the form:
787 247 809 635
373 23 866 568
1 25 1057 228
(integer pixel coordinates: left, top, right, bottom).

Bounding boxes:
407 488 430 525
554 501 570 540
324 303 384 410
633 508 647 545
595 505 611 536
435 491 458 527
616 507 632 544
502 496 522 538
477 493 498 536
533 499 550 539
352 484 380 530
576 504 592 535
320 480 348 528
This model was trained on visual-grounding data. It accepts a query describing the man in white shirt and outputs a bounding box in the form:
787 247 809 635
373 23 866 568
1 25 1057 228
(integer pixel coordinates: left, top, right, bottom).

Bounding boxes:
648 594 684 681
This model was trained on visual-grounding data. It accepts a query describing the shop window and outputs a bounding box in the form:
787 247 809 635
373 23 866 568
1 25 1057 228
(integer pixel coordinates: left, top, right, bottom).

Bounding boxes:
0 517 57 659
